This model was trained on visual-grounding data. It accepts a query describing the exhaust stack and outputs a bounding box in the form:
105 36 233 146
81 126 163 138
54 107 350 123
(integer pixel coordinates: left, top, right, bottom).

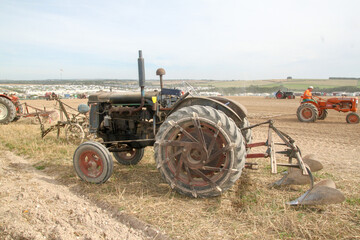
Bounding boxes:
133 50 145 113
138 50 145 87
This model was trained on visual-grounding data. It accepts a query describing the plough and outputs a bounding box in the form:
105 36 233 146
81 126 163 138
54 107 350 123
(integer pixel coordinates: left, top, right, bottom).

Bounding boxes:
21 102 58 123
37 96 90 144
244 120 345 205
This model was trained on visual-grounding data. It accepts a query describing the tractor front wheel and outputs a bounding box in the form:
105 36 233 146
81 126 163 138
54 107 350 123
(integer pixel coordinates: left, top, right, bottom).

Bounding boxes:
113 148 144 165
73 141 114 184
155 105 246 198
0 97 16 124
297 103 318 122
346 112 359 124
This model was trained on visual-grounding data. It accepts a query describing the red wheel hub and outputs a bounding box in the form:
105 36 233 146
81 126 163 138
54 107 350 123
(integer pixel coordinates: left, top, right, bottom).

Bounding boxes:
79 150 104 178
348 114 359 123
301 108 313 119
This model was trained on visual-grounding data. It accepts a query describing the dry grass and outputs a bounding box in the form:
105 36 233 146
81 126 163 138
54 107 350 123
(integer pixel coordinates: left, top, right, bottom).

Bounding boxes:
0 98 359 239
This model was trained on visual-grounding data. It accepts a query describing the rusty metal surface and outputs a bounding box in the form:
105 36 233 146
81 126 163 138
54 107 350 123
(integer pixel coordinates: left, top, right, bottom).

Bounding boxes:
169 96 243 126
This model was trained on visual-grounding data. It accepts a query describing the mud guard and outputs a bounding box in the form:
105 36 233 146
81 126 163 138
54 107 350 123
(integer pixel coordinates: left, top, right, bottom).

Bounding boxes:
209 96 248 119
170 97 243 126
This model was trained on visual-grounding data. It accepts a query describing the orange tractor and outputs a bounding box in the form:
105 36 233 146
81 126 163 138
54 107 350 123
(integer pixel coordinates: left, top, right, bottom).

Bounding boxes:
297 96 359 123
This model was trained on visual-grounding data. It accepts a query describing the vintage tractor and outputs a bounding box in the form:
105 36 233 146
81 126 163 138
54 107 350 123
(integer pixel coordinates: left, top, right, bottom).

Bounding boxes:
275 90 295 99
297 96 359 123
0 93 22 124
73 51 344 205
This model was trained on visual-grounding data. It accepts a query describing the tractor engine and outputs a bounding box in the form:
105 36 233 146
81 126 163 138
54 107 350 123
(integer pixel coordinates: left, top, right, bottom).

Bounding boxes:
88 91 159 147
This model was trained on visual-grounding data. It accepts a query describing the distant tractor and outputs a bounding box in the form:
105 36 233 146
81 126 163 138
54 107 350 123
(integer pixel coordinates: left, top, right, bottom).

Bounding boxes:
0 93 22 124
275 90 295 99
45 92 57 101
297 96 359 123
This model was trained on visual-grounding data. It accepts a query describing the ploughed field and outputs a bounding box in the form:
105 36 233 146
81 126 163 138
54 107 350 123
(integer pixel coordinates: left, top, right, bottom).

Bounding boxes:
0 96 359 240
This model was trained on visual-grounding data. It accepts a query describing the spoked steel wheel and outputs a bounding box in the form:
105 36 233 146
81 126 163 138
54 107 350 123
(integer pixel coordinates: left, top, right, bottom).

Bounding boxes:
113 147 145 165
66 123 85 144
155 105 246 198
297 103 318 122
209 97 252 144
73 141 113 184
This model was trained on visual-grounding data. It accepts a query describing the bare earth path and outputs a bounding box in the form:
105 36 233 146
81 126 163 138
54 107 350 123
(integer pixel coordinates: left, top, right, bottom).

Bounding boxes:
0 150 161 240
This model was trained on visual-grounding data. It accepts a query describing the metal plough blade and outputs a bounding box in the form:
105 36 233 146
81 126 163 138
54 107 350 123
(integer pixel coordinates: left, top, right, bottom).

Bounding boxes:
302 154 323 172
272 155 323 186
287 179 345 206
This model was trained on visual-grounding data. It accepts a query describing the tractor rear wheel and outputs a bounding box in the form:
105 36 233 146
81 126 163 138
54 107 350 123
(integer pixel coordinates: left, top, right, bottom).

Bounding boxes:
346 112 359 124
297 103 318 122
0 97 16 124
276 91 283 99
113 148 144 165
208 97 251 144
12 104 23 122
73 141 114 184
240 117 252 144
155 105 246 198
317 109 328 120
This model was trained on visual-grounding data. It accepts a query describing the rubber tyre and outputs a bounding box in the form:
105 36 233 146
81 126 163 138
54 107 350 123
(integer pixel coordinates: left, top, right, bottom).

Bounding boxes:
12 104 23 122
346 112 359 124
297 103 318 122
155 105 246 198
276 91 283 99
240 117 252 144
208 97 251 143
317 109 328 120
113 148 145 165
0 97 16 124
73 141 114 184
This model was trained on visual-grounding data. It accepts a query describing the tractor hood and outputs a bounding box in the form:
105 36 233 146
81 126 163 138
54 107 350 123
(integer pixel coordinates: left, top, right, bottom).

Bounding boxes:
88 90 159 104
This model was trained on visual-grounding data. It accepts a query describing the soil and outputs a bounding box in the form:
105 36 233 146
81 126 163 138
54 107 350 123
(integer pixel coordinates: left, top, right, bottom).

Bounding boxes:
0 150 166 240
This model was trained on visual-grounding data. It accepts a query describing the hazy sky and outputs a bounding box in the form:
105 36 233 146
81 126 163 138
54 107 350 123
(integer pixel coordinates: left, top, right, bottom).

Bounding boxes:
0 0 359 80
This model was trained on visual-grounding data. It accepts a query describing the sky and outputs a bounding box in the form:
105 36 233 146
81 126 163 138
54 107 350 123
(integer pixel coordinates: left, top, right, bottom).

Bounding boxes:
0 0 359 80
